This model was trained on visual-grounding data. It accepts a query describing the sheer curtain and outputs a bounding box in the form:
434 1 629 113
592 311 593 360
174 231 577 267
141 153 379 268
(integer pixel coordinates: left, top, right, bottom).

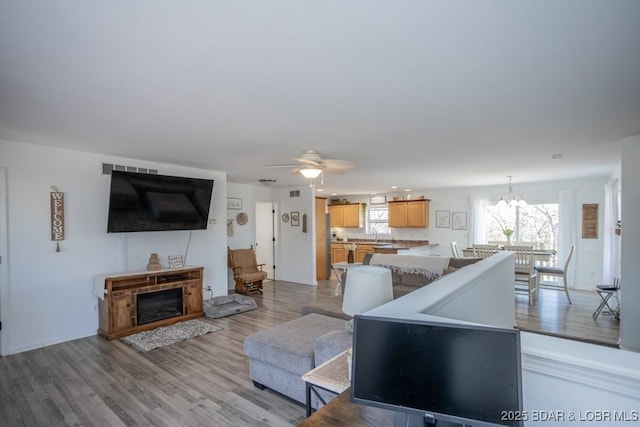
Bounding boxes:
468 194 488 247
558 189 578 288
602 179 621 284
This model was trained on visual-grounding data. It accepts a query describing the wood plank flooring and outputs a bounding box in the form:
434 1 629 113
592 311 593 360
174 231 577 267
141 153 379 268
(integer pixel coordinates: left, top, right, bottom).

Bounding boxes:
515 286 620 347
0 279 620 426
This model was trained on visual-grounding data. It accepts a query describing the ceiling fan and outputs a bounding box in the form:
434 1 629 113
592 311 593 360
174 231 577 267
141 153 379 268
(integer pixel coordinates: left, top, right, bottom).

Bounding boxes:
263 150 356 181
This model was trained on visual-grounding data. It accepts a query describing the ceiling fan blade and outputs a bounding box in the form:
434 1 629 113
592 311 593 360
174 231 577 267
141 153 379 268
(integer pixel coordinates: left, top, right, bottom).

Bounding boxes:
293 157 321 167
263 163 299 168
322 168 347 175
322 159 355 170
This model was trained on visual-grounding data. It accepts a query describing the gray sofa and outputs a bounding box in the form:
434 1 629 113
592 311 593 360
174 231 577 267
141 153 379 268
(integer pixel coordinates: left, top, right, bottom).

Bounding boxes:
301 254 482 319
243 254 483 407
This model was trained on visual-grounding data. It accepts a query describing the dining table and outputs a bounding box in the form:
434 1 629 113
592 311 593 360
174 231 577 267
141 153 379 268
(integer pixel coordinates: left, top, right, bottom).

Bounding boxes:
461 248 556 264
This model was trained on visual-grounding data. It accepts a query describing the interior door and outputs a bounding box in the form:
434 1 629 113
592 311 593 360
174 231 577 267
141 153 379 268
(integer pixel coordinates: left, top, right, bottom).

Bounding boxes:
255 202 275 280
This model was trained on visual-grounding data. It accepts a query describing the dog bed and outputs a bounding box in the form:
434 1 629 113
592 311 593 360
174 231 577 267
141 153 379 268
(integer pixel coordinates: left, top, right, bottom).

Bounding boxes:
204 294 257 318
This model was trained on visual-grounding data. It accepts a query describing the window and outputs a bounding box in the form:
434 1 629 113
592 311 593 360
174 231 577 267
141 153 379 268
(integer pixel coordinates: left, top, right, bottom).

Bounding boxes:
487 203 559 251
367 205 390 234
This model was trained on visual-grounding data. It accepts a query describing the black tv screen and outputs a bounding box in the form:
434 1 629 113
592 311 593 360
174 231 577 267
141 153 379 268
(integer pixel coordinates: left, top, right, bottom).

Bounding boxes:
107 171 214 233
351 316 523 427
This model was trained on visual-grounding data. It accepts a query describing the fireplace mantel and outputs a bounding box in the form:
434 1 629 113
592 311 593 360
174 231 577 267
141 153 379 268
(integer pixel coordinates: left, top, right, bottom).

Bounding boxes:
97 266 204 340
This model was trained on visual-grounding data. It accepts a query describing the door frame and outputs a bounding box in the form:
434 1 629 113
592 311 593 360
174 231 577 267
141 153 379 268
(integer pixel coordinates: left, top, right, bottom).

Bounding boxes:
0 168 8 355
255 202 276 280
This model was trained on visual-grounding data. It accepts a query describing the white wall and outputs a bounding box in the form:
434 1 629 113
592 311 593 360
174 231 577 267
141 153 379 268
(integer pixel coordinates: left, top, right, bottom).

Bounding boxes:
0 139 228 355
226 182 273 250
226 182 273 289
521 333 640 426
335 176 609 290
273 185 316 285
620 136 640 352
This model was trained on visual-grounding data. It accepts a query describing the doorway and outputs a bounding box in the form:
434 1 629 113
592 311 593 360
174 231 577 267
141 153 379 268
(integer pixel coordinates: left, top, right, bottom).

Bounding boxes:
0 168 7 355
255 202 276 280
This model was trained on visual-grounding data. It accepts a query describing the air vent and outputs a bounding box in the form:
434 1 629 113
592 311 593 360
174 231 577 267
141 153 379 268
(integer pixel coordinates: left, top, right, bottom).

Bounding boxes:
289 190 300 197
102 163 159 175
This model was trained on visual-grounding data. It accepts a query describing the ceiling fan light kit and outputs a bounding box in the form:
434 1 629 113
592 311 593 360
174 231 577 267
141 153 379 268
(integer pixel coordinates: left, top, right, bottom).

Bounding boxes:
300 166 322 179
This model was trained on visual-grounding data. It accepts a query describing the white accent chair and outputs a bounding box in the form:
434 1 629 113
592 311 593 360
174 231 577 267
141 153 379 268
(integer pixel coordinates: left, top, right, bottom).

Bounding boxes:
536 244 575 304
450 241 462 258
504 245 539 305
472 244 499 258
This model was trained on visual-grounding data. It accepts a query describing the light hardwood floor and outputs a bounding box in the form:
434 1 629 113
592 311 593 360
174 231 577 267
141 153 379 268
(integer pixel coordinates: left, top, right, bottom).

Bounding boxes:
0 279 620 426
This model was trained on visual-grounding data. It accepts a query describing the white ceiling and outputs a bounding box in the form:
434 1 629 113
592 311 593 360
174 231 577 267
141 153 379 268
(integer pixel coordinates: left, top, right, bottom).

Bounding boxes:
1 1 639 195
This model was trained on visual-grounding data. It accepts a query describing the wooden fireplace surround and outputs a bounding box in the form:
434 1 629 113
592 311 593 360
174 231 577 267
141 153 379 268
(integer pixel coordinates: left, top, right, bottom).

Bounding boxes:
97 266 204 340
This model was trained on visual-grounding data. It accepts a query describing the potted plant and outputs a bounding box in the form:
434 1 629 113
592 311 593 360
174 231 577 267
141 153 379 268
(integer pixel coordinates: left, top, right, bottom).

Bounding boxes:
503 228 514 245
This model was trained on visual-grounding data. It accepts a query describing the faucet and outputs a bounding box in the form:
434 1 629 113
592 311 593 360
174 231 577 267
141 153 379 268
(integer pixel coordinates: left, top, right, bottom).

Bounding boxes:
373 230 378 242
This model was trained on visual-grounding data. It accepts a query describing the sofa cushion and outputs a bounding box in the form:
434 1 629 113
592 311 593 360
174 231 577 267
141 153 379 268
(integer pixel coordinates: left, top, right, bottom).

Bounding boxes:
314 330 353 366
243 314 346 375
301 295 351 320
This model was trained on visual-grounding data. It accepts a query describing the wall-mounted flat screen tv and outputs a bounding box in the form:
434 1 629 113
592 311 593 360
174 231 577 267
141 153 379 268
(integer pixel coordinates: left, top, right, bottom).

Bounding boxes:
107 171 214 233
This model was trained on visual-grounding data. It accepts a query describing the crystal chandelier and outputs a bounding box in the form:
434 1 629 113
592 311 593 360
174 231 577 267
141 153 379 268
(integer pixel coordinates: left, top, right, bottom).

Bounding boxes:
497 176 526 208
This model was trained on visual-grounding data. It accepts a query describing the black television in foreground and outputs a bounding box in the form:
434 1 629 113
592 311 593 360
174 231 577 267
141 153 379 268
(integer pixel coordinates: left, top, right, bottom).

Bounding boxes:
107 170 214 233
351 315 523 427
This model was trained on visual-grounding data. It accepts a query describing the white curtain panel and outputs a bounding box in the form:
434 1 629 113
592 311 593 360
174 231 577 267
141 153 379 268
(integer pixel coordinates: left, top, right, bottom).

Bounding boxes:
468 194 488 247
602 179 621 285
558 189 578 288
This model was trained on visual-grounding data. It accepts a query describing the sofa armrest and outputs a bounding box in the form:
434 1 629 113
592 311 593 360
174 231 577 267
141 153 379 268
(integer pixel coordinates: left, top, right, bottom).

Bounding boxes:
314 330 353 366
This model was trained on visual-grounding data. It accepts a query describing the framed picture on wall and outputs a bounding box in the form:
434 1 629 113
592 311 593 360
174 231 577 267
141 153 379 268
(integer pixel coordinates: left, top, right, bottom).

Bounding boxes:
227 197 242 210
436 210 450 228
452 212 467 230
291 211 300 226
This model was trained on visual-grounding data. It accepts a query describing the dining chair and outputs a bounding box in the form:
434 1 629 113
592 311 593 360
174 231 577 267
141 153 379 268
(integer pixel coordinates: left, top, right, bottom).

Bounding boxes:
536 244 575 303
472 244 499 258
593 277 621 320
450 241 462 258
504 245 539 305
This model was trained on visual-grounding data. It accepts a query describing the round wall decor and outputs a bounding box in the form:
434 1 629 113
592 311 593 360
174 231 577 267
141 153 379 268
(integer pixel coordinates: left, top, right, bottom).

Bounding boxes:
236 212 248 225
281 213 289 223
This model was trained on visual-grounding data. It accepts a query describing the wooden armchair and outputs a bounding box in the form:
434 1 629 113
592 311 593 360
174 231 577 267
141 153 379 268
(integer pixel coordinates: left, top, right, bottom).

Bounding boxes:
228 246 267 295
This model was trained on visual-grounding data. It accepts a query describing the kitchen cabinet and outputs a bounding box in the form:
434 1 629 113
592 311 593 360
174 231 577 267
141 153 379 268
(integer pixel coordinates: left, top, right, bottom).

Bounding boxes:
387 199 430 228
331 244 347 264
328 204 363 228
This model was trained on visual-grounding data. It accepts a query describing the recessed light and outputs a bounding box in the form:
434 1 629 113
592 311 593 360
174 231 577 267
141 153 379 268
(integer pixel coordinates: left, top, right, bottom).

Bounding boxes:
331 193 337 196
391 186 397 189
317 188 324 192
404 189 411 192
551 153 562 160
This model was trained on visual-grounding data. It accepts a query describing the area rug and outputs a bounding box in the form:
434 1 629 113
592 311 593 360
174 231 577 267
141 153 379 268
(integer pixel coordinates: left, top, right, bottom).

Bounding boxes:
121 319 222 352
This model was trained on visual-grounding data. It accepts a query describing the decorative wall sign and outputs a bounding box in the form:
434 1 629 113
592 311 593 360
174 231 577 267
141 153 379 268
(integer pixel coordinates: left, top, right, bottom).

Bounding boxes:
452 212 467 230
291 211 300 226
168 255 184 269
582 203 598 239
226 197 242 210
370 195 387 204
436 210 450 228
50 186 64 251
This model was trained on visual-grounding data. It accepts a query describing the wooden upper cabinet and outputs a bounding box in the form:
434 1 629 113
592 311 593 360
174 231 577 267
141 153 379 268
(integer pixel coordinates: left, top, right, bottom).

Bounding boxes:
388 199 430 228
328 204 362 228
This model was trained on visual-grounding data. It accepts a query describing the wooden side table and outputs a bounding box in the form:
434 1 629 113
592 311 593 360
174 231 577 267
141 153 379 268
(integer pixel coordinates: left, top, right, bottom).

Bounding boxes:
301 349 351 416
297 389 394 427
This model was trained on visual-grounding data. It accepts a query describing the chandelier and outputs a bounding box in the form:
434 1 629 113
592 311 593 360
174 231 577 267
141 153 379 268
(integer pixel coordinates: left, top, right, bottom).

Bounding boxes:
497 176 526 208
